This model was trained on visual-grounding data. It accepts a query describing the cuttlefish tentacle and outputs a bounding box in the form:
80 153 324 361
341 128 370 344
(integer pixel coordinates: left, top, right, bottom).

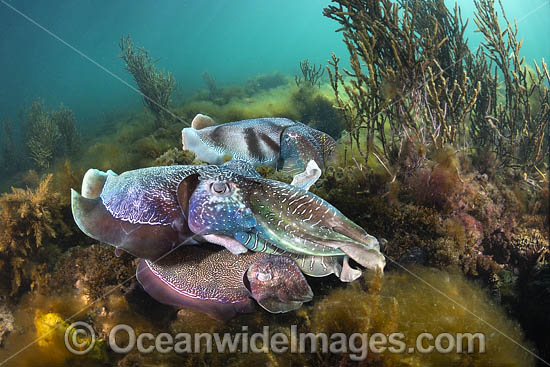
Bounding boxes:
136 244 313 321
233 231 364 281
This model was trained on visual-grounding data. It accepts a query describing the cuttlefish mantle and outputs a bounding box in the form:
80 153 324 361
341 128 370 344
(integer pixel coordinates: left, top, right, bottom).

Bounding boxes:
137 244 313 321
182 115 337 173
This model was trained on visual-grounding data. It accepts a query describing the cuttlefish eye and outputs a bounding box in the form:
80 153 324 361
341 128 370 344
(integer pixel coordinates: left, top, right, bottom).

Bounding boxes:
210 182 231 195
257 271 272 282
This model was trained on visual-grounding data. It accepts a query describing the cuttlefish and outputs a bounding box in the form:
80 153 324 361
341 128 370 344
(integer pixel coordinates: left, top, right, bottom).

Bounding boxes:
137 243 313 320
71 160 385 282
182 115 336 175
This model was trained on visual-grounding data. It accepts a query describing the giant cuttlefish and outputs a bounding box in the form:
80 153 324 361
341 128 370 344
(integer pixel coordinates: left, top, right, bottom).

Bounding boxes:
137 243 313 320
71 160 385 282
182 115 336 173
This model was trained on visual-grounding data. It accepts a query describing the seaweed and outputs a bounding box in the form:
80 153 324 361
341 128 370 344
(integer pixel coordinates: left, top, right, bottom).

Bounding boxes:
27 112 61 171
471 0 550 171
0 175 71 295
0 5 546 361
20 100 80 171
50 104 80 157
0 118 16 175
0 301 14 347
324 0 549 176
294 59 325 89
201 72 223 103
40 244 136 301
119 35 177 128
325 0 479 165
520 264 550 364
245 72 288 95
291 87 344 139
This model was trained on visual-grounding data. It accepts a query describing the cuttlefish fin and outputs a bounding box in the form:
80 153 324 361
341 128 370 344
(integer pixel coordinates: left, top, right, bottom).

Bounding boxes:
191 113 215 130
136 259 250 321
290 160 322 191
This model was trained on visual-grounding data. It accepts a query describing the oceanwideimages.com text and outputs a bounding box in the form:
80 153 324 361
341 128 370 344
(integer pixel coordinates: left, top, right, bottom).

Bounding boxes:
66 322 486 360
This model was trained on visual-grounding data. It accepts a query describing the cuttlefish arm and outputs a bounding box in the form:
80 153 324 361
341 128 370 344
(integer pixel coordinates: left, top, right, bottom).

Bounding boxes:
290 159 322 191
136 244 313 321
233 231 365 282
287 162 362 281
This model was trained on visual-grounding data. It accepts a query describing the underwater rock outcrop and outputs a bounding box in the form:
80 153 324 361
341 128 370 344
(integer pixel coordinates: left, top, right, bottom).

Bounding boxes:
244 72 288 95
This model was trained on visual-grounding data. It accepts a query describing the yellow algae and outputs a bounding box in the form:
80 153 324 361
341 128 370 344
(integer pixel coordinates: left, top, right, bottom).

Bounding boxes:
34 311 67 348
303 267 535 366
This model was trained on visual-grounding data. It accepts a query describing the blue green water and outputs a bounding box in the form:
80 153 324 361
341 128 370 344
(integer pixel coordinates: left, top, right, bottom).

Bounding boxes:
0 0 548 130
